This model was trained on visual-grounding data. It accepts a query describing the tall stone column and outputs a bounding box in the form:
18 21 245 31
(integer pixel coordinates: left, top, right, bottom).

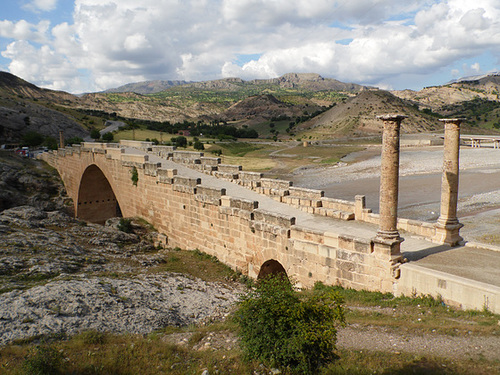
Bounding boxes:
372 115 406 283
375 114 406 242
59 131 64 149
434 118 464 246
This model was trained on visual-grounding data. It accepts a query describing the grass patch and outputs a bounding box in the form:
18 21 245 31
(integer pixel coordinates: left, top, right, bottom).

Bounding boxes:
314 283 500 336
149 248 249 286
1 326 498 375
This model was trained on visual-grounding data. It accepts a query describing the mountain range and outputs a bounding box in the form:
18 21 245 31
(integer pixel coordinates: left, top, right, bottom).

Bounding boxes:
1 71 500 144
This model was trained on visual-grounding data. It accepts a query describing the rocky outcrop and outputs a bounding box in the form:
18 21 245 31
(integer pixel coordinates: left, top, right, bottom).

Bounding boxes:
0 156 242 346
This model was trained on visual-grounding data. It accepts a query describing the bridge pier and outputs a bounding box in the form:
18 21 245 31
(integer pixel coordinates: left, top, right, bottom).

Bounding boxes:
373 115 406 273
434 118 464 246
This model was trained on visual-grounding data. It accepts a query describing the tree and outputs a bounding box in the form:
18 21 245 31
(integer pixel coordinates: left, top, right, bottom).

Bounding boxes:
90 128 101 140
172 136 187 148
235 276 345 374
193 140 204 150
22 131 44 147
66 137 84 145
102 132 114 142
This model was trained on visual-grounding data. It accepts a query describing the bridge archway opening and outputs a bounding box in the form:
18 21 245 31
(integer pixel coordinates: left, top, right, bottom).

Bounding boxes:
77 164 121 224
257 259 288 280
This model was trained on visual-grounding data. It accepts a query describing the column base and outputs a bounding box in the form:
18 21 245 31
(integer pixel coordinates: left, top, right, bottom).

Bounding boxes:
434 220 463 246
371 235 405 279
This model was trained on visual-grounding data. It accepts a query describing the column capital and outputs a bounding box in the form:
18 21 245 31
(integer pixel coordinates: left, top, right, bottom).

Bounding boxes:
377 114 408 122
438 118 466 125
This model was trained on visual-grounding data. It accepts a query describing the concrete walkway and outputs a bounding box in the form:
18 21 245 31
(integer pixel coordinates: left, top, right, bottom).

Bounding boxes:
127 147 500 291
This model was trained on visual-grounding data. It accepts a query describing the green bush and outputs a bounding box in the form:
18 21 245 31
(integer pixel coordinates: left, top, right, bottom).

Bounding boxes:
234 276 345 374
90 128 101 140
102 132 114 141
117 218 133 233
130 166 138 186
21 344 64 375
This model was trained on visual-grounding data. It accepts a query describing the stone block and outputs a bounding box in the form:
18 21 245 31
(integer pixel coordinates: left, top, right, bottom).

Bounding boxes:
289 186 324 200
144 162 162 176
260 178 292 190
195 185 226 205
253 209 295 228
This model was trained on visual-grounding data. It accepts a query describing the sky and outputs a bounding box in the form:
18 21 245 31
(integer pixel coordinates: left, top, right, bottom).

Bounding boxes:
1 0 499 94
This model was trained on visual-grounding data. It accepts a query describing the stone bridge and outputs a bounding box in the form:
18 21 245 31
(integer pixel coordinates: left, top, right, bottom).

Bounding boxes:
40 117 500 313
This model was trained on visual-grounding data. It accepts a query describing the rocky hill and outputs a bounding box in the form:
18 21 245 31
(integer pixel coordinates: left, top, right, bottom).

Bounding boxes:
220 94 320 126
0 72 88 143
103 79 191 94
392 73 500 110
250 72 366 91
298 89 440 138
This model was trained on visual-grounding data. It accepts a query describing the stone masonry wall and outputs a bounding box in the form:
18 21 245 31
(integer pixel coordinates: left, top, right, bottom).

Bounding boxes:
40 146 400 292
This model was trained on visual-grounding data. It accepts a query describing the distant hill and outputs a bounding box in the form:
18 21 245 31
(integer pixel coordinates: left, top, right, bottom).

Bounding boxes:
250 73 367 92
298 89 440 138
0 72 88 143
0 71 77 103
103 80 192 94
391 72 500 131
392 73 500 110
220 94 319 126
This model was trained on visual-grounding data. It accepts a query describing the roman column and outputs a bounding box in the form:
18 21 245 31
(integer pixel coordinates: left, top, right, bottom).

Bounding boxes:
434 118 464 246
375 114 406 242
59 131 64 148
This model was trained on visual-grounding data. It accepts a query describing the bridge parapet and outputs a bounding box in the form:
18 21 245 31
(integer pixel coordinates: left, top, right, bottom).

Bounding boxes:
150 146 176 159
237 171 263 188
157 168 177 184
173 151 203 164
120 140 153 150
173 176 201 193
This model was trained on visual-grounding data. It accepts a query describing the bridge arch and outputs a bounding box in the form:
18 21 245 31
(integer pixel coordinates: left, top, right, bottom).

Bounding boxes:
76 164 121 224
257 259 288 280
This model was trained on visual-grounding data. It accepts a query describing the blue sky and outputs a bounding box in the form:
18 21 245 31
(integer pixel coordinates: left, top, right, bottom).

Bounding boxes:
1 0 499 94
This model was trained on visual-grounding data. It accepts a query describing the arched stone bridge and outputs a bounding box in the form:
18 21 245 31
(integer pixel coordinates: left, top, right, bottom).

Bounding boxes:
40 121 500 313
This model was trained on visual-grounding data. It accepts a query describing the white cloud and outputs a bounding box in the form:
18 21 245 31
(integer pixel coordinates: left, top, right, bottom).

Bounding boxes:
1 0 500 92
1 40 81 91
23 0 58 12
0 20 50 43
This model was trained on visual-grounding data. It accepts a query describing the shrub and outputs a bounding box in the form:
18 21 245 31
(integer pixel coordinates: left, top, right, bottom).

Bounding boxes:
102 132 114 141
234 276 345 374
21 344 64 375
130 166 138 186
117 218 133 233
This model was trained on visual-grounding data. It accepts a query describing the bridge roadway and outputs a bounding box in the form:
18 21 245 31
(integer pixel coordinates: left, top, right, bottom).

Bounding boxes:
125 147 500 295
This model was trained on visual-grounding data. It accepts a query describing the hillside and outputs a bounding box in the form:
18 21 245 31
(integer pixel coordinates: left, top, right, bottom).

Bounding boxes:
298 89 440 138
0 72 88 143
103 79 191 94
392 73 500 110
219 94 320 126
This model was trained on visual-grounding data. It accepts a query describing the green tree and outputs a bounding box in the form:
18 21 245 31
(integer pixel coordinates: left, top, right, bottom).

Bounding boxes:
90 128 101 140
66 136 84 145
102 132 114 142
172 136 187 148
43 136 58 150
22 131 44 147
235 276 344 374
193 140 204 150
